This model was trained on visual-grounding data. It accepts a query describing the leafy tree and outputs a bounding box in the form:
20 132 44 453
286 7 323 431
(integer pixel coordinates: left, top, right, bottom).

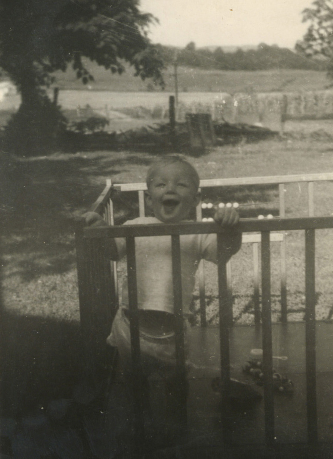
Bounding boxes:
0 0 165 154
296 0 332 76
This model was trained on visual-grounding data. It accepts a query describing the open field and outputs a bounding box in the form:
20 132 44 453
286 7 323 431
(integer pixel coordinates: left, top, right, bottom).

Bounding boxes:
2 123 333 416
2 68 329 102
51 64 331 94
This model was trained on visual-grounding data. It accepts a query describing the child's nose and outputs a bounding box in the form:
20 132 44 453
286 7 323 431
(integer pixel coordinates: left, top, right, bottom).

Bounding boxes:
165 182 177 193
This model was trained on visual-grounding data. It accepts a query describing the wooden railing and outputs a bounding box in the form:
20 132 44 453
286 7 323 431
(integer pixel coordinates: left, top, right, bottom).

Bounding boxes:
75 216 333 449
88 172 333 325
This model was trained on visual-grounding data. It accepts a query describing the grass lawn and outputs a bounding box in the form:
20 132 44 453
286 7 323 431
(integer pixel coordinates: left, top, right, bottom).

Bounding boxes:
2 122 333 415
52 63 330 94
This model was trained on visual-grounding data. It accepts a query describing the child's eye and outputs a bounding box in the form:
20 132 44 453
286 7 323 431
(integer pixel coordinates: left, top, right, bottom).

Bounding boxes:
178 182 188 187
156 183 165 188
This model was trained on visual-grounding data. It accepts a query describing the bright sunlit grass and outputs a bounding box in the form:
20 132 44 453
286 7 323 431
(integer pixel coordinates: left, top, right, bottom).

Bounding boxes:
3 126 333 325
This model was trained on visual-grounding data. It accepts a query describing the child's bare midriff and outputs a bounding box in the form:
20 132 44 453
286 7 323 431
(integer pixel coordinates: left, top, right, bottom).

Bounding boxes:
124 309 176 337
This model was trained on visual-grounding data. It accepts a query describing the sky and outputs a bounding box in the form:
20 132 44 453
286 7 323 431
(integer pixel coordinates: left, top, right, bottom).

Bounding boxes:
140 0 313 49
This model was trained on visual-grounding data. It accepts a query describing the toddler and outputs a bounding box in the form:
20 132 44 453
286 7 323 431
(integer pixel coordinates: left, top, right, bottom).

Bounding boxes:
85 155 242 431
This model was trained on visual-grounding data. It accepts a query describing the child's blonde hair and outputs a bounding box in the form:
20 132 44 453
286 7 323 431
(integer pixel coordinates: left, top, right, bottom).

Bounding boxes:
146 155 200 190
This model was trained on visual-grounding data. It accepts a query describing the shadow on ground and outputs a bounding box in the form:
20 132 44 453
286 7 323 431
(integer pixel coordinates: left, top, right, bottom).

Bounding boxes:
1 151 155 282
0 310 84 417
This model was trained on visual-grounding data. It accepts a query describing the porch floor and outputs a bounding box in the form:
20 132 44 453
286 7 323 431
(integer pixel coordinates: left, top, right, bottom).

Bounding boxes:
4 322 333 459
101 321 333 458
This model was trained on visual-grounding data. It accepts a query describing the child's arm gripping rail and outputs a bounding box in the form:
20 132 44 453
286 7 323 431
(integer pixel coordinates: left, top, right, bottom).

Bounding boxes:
213 206 242 261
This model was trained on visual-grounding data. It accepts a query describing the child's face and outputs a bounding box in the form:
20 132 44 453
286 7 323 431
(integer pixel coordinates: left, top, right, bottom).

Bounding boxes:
146 163 200 223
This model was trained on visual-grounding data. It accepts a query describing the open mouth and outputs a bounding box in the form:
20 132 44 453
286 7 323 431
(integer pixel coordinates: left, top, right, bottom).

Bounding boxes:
162 198 180 211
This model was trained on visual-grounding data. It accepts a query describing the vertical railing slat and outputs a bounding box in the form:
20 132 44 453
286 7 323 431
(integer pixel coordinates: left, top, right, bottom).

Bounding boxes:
171 234 187 425
108 184 119 309
196 192 207 327
261 231 275 446
279 183 287 322
171 235 186 368
217 232 232 445
305 229 318 444
226 260 233 326
308 182 314 217
253 242 261 324
126 236 145 440
75 218 91 334
138 190 145 217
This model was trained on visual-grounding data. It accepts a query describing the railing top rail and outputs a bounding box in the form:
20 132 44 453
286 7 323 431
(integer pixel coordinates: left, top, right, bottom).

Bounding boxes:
83 216 333 239
89 182 113 214
112 172 333 192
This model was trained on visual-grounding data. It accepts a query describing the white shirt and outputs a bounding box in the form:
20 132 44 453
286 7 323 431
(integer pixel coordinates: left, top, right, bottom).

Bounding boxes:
115 216 240 316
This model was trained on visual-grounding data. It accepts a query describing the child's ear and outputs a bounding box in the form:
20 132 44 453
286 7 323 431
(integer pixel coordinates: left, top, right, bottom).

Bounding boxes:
145 191 152 209
193 191 201 207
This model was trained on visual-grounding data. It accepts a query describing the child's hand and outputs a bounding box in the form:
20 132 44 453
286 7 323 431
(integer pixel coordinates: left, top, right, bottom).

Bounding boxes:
213 207 239 227
82 211 108 227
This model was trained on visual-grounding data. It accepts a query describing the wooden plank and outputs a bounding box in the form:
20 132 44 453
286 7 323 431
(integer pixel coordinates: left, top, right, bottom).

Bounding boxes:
226 261 233 326
89 183 114 214
113 172 333 192
171 234 187 425
106 179 112 225
138 190 145 217
253 242 260 325
280 240 287 323
125 236 145 442
217 233 232 445
75 218 91 334
279 183 287 323
308 182 314 217
98 238 115 338
106 201 110 226
84 217 333 239
108 190 119 308
305 229 318 444
242 233 284 243
279 183 286 218
196 192 206 327
198 262 206 327
84 238 99 372
261 231 275 446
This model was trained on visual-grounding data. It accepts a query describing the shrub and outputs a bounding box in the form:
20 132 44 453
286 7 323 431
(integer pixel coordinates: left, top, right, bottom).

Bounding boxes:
68 116 110 134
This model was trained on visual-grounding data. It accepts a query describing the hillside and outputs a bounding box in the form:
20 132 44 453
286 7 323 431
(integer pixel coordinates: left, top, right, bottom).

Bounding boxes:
51 64 330 94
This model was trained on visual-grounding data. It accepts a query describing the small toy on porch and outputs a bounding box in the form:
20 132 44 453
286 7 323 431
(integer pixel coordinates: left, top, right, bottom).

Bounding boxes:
242 359 294 395
211 377 262 408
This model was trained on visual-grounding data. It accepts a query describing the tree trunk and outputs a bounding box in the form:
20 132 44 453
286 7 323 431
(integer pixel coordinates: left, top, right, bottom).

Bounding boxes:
5 72 65 156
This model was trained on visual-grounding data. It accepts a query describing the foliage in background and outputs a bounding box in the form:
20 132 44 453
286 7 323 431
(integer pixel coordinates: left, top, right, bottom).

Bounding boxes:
68 116 109 134
296 0 333 80
155 41 326 71
0 0 165 155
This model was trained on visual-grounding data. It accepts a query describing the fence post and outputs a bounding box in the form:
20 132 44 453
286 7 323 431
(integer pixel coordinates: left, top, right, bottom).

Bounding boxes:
53 87 59 106
280 94 288 135
169 95 177 149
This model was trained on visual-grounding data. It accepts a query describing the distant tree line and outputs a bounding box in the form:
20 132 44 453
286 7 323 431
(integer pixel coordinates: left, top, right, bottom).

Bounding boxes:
155 42 326 71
